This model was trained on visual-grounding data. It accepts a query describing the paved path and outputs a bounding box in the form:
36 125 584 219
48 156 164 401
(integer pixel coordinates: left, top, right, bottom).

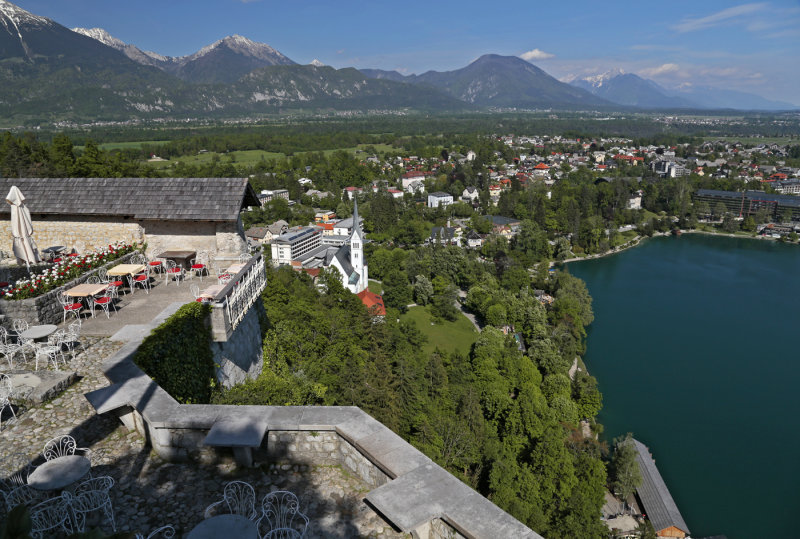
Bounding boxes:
1 338 406 538
456 290 482 332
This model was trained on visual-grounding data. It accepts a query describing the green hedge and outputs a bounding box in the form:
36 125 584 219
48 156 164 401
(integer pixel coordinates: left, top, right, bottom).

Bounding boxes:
134 302 214 404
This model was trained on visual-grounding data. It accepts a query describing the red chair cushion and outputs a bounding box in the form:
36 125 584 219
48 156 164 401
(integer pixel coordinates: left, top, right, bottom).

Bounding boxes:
149 261 161 265
64 303 82 311
53 258 62 263
111 280 124 287
68 253 77 257
167 268 181 273
134 275 148 282
191 264 205 269
95 297 111 305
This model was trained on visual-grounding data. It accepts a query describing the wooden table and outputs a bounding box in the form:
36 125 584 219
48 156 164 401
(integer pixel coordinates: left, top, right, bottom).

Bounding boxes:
64 283 108 297
107 264 145 277
224 263 246 275
200 284 225 299
157 250 196 270
187 514 259 539
28 455 91 491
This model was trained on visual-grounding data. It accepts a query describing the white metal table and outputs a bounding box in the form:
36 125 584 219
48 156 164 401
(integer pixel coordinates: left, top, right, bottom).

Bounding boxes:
187 514 259 539
19 324 58 341
28 455 91 491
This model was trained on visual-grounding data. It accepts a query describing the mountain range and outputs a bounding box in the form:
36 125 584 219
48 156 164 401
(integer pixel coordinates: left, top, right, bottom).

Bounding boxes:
0 0 795 124
565 69 797 111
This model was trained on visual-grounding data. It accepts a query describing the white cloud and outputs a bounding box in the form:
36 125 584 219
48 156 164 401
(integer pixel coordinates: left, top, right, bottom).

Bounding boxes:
672 3 767 33
520 48 554 61
640 63 680 77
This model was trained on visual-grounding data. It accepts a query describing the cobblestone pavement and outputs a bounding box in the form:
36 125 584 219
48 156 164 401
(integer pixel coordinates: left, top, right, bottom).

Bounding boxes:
1 338 408 538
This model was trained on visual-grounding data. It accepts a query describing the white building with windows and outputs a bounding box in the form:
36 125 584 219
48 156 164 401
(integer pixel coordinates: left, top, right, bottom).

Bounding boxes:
270 226 322 266
427 192 454 208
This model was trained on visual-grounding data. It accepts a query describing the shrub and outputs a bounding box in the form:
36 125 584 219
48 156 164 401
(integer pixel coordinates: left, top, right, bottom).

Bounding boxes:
134 302 214 404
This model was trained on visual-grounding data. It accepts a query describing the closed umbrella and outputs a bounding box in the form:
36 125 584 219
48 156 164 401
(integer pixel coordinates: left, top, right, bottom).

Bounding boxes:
6 186 40 270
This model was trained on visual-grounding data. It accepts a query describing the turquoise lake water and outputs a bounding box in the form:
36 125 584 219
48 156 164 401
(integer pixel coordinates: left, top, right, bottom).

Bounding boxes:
569 234 800 539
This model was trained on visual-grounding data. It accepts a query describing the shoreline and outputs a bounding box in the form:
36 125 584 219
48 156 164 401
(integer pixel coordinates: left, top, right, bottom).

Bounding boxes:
553 225 797 268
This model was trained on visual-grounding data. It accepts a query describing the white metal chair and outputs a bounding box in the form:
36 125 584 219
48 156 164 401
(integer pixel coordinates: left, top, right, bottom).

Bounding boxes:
57 291 83 324
164 260 184 286
0 327 23 368
86 276 102 285
239 253 251 263
29 492 73 539
190 284 203 302
4 484 45 512
90 288 117 319
0 373 17 426
42 434 91 462
148 257 165 275
256 491 309 539
204 480 257 520
10 319 34 361
189 257 210 281
46 333 67 366
0 453 32 491
72 476 115 533
262 529 303 539
100 267 126 296
34 342 62 371
129 266 151 294
59 322 83 356
135 525 176 539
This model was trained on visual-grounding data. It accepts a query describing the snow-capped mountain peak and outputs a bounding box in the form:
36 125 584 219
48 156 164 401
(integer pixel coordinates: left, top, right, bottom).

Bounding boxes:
189 34 289 63
72 27 126 49
0 0 52 27
310 59 326 67
563 68 625 88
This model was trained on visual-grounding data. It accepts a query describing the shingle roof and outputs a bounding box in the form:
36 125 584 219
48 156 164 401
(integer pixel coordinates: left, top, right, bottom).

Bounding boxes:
633 439 690 535
0 178 259 222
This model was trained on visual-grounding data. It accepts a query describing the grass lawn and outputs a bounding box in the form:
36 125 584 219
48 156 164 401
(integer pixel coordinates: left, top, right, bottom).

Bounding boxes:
367 280 383 294
140 142 399 171
400 305 479 357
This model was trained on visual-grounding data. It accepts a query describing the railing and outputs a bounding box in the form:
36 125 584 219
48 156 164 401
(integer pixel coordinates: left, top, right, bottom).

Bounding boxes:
210 253 266 341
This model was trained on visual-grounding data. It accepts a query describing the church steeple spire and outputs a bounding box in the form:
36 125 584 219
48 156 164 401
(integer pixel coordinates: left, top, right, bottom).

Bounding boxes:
351 197 362 238
349 197 364 277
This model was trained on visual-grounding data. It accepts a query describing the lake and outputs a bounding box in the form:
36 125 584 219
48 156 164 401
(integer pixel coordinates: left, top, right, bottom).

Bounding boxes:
569 233 800 539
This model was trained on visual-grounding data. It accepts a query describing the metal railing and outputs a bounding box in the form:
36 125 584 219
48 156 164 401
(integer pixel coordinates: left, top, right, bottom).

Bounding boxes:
210 253 266 340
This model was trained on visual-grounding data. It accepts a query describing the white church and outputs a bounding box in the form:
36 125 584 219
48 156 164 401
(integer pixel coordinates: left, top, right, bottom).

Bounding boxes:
271 199 368 293
325 199 368 293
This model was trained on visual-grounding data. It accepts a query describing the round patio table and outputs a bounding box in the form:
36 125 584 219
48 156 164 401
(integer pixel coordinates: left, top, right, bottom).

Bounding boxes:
28 455 91 491
20 324 58 341
187 514 259 539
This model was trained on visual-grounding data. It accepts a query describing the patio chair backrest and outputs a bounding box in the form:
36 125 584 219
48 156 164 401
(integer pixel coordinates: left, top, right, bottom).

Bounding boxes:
56 292 71 307
29 492 72 538
4 484 45 512
223 480 257 519
43 434 78 461
259 491 308 536
68 322 81 336
262 528 302 539
75 475 114 496
190 284 200 299
131 253 146 265
48 331 66 347
98 267 109 283
0 326 8 343
86 276 101 284
1 452 32 490
135 525 176 539
11 319 28 333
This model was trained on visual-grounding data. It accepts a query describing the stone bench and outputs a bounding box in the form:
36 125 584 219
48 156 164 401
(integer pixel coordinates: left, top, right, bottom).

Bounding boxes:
203 417 268 467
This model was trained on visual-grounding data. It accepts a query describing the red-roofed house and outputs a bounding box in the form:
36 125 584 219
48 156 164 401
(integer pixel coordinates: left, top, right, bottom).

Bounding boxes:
533 162 550 178
357 289 386 319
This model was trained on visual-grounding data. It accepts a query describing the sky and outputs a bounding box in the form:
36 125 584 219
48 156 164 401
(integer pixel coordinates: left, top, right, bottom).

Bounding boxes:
13 0 800 104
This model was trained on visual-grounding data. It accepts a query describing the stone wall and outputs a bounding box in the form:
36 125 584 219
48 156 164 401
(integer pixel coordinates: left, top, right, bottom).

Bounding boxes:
211 301 264 388
0 261 52 285
0 215 143 255
0 251 137 326
267 431 391 489
0 214 248 264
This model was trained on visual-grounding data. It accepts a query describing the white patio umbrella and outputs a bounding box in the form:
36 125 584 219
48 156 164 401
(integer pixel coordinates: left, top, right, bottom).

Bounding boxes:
6 186 40 270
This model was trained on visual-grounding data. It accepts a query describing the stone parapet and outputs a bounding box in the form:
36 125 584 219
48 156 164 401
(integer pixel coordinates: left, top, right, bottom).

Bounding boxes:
85 303 541 539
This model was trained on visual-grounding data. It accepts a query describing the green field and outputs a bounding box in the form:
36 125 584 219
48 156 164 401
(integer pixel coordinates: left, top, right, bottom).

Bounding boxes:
367 280 383 294
141 143 398 171
400 305 479 357
702 135 795 145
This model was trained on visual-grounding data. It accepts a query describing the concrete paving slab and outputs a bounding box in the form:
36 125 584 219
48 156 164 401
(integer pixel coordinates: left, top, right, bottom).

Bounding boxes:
204 417 267 448
6 370 77 404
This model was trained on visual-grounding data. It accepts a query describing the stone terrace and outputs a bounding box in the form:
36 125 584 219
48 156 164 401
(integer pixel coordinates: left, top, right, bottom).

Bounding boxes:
1 330 406 538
